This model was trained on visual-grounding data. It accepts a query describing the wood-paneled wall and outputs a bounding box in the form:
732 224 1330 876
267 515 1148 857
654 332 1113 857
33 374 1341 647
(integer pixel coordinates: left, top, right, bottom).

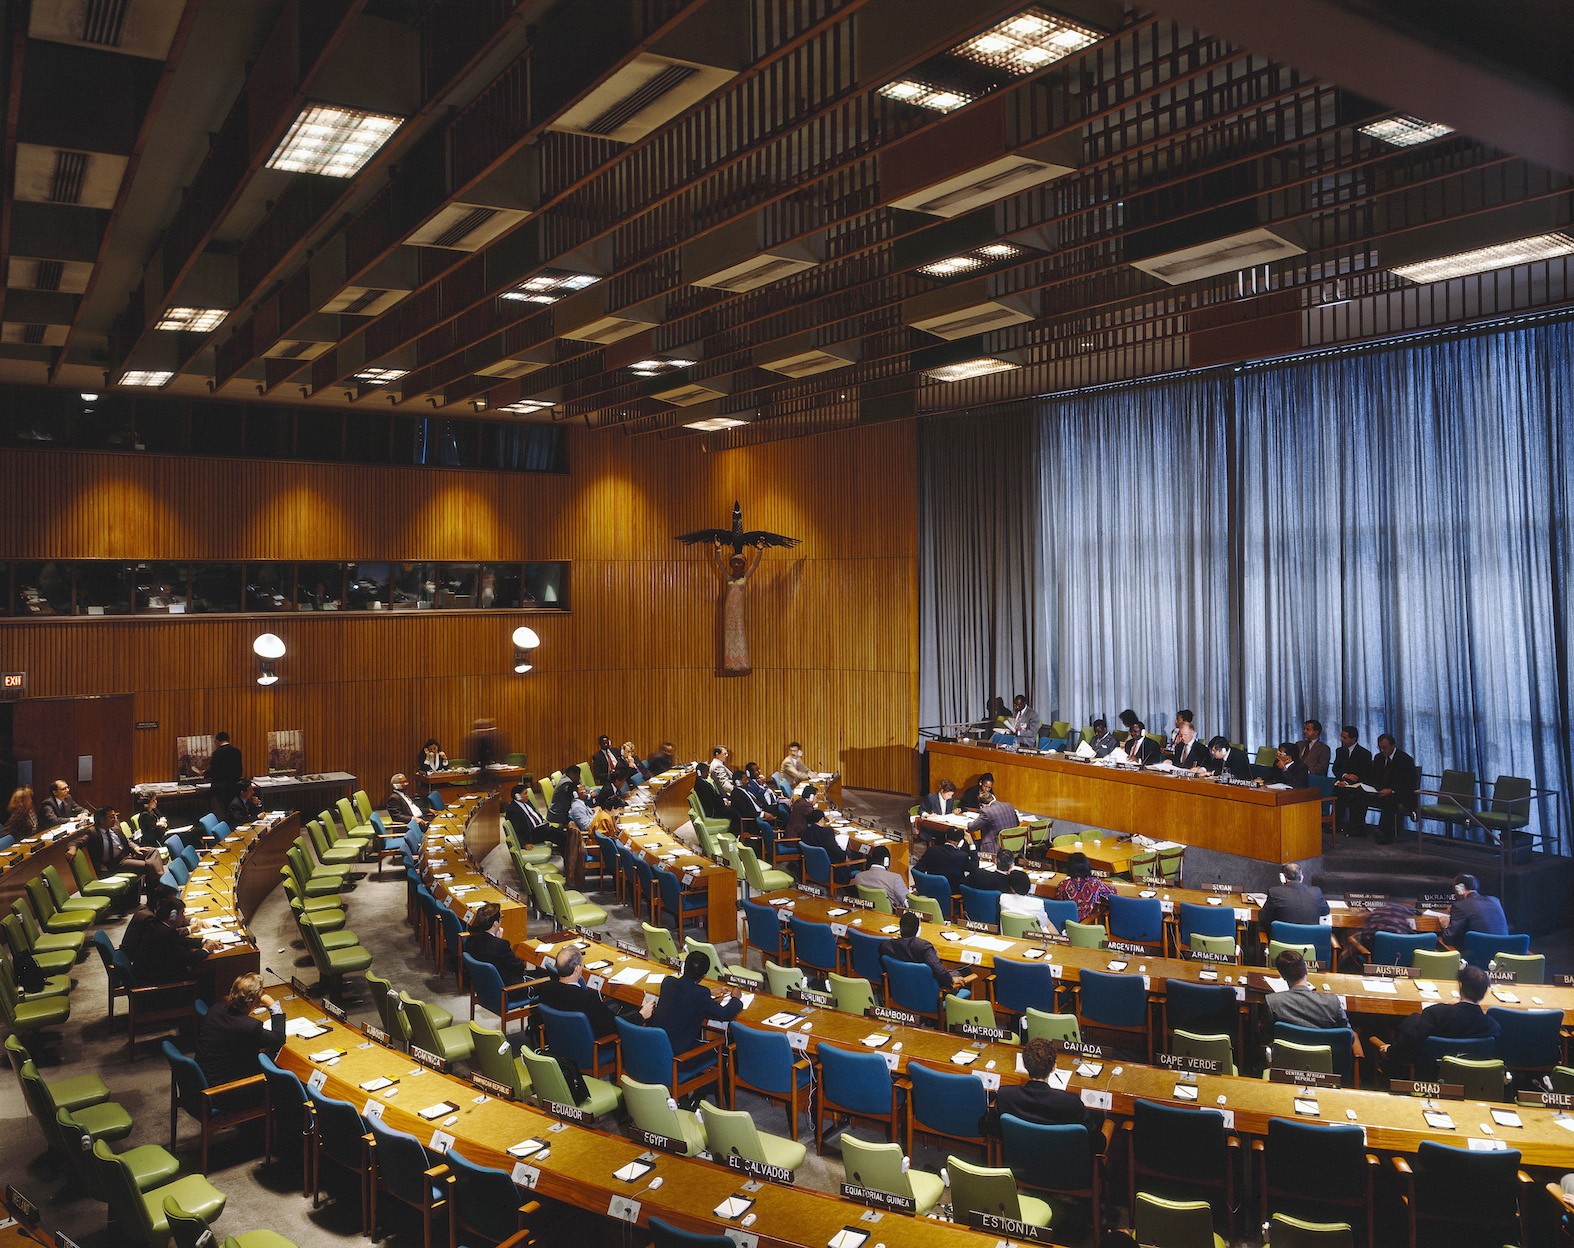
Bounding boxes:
0 422 921 804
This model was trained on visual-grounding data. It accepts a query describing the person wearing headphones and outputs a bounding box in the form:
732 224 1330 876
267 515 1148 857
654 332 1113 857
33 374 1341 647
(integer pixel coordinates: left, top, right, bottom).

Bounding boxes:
1257 861 1329 928
1442 873 1509 946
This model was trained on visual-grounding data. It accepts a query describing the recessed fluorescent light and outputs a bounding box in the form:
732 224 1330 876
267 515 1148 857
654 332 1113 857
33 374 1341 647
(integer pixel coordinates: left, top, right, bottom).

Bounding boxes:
631 358 694 374
879 80 975 112
118 370 173 387
501 270 601 302
1390 231 1574 283
155 307 226 333
266 105 402 178
924 357 1020 383
952 8 1100 74
354 368 407 385
499 400 553 414
1358 115 1455 147
917 242 1027 278
683 416 747 432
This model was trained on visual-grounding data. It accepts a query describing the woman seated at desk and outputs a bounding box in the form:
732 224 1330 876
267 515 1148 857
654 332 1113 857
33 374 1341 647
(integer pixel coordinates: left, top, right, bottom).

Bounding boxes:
1054 851 1117 922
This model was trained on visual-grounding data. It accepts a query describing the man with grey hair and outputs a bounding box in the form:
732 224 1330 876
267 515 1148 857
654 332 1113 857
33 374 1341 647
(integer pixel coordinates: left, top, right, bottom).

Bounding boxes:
537 943 624 1038
1258 861 1329 928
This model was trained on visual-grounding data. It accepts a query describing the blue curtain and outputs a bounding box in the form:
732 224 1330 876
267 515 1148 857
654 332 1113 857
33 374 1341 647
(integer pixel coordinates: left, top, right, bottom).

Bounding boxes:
918 317 1574 849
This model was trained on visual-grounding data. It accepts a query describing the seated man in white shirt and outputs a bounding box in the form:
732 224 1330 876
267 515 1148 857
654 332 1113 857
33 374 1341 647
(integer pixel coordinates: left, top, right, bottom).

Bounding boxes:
707 746 735 796
997 870 1057 934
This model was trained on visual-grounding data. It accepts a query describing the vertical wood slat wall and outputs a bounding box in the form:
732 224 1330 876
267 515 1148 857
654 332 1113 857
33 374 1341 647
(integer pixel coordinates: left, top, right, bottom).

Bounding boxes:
0 422 921 800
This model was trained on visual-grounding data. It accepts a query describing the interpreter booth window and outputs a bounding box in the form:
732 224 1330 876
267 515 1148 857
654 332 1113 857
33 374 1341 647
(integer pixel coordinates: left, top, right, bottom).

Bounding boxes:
12 562 71 615
345 562 390 610
392 562 439 609
74 562 132 616
523 561 567 607
297 563 345 611
133 562 189 613
190 563 243 613
246 563 295 612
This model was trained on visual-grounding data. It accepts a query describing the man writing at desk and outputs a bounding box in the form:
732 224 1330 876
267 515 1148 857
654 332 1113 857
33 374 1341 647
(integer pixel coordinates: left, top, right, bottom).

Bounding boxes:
1258 862 1329 928
1261 949 1362 1065
920 779 958 817
1169 719 1208 770
1206 735 1253 780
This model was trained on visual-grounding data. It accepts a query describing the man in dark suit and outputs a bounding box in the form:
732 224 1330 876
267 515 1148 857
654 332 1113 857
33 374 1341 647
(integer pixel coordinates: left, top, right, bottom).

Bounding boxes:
121 890 215 983
879 910 965 990
979 1038 1104 1144
799 810 863 883
642 741 676 778
206 731 244 818
959 773 995 811
225 778 262 829
37 780 87 830
967 796 1020 856
504 783 545 841
540 945 628 1039
915 828 978 893
1206 735 1253 780
727 773 777 840
1367 733 1419 844
1169 722 1208 770
1378 965 1500 1076
1442 874 1510 946
1332 725 1375 837
464 903 531 984
194 972 285 1087
1264 743 1309 789
1258 862 1329 928
387 774 429 831
1088 719 1119 757
588 734 630 800
86 808 162 896
1296 720 1331 776
919 779 958 816
1122 722 1160 765
1261 950 1359 1060
962 850 1019 895
783 786 819 838
643 950 744 1057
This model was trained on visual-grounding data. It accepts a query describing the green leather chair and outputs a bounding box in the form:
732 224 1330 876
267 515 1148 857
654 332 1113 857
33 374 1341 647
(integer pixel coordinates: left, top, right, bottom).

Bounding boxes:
8 901 85 957
92 1138 226 1246
166 1196 297 1248
0 960 69 1035
547 876 607 929
468 1022 530 1099
620 1075 705 1155
519 1045 621 1120
307 820 361 866
401 992 475 1063
42 865 111 920
700 1100 806 1172
300 921 370 1001
24 878 93 932
841 1136 945 1215
6 1035 107 1110
70 847 137 899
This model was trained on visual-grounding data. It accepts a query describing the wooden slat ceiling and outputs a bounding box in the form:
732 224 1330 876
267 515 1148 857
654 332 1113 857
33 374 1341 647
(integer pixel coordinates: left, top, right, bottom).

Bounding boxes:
2 0 1571 447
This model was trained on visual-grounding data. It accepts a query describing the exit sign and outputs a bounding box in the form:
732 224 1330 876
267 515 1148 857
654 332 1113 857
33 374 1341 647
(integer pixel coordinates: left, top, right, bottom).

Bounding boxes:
0 673 24 696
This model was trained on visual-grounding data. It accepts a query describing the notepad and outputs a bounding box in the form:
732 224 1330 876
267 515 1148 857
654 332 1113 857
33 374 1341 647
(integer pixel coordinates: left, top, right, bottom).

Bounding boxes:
714 1196 754 1220
359 1077 396 1092
1423 1110 1455 1130
418 1101 458 1120
286 1019 329 1039
609 967 646 986
950 1051 978 1066
1492 989 1521 1003
1360 979 1400 994
1075 1062 1102 1078
614 1160 655 1183
763 1012 804 1028
508 1138 547 1158
308 1049 343 1063
1173 1083 1199 1101
861 1034 890 1048
1491 1109 1523 1128
1294 1098 1319 1116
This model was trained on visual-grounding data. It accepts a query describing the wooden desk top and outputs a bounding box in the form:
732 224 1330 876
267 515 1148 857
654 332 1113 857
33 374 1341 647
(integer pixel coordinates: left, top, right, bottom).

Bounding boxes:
272 994 1021 1248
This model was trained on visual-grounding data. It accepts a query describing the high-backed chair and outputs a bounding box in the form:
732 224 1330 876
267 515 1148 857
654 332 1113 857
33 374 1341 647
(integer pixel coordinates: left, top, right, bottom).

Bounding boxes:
727 1020 810 1139
621 1075 706 1156
258 1053 311 1196
905 1060 988 1159
614 1016 722 1102
166 1196 299 1248
813 1042 899 1154
91 1139 225 1247
700 1100 806 1173
1126 1099 1239 1235
788 917 839 980
519 1044 621 1120
1075 968 1151 1056
1259 1118 1377 1246
1393 1140 1532 1248
947 1154 1053 1232
365 1115 447 1248
401 992 475 1064
304 1086 368 1225
1000 1115 1109 1227
442 1146 546 1248
161 1039 267 1172
840 1136 945 1215
538 1002 617 1080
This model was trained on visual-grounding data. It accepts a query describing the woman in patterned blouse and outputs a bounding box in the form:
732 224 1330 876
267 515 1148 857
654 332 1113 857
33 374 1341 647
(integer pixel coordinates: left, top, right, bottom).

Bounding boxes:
1055 851 1117 922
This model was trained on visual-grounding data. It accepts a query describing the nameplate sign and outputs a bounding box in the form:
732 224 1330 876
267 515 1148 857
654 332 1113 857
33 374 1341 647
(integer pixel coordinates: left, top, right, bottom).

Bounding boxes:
1050 1040 1106 1059
1390 1079 1465 1100
55 1233 82 1248
718 973 759 991
631 1127 690 1155
847 896 875 909
1208 884 1238 895
471 1073 516 1101
957 1022 1012 1041
1488 969 1518 983
409 1046 450 1074
321 998 348 1023
1363 963 1416 978
725 1153 795 1186
538 1098 594 1125
869 1005 920 1026
611 939 646 957
5 1187 38 1226
362 1023 396 1048
1268 1069 1342 1089
1420 893 1455 909
1089 869 1112 879
967 1212 1048 1242
1157 1053 1223 1074
788 988 836 1009
1023 929 1070 946
1182 948 1236 964
1343 893 1389 909
1519 1090 1574 1109
797 882 828 899
840 1184 916 1215
963 920 997 934
500 886 528 905
1105 939 1149 956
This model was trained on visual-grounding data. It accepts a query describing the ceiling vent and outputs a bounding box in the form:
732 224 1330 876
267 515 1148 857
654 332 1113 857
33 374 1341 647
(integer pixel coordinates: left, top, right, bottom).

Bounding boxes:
263 339 333 361
1130 226 1307 285
905 284 1037 340
548 54 737 144
758 336 858 377
13 144 127 209
28 0 183 59
560 315 656 345
6 257 93 294
3 321 68 347
684 212 822 293
405 202 530 252
691 252 817 293
654 380 729 406
891 154 1075 219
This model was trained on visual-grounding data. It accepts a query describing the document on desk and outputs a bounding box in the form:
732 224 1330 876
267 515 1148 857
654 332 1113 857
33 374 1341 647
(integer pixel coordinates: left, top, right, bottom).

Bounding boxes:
1264 783 1291 790
1146 760 1175 771
1360 979 1400 994
608 967 647 986
960 934 1013 952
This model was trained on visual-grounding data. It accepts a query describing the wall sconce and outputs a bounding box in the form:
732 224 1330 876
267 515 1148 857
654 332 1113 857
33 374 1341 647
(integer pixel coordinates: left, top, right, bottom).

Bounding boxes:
254 633 286 685
512 625 539 674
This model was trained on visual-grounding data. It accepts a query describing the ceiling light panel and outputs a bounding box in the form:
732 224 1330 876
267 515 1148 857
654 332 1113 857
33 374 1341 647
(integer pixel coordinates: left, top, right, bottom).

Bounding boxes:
118 370 173 387
155 307 227 333
684 417 747 431
266 105 403 178
501 270 601 303
354 368 407 385
1130 227 1307 285
630 358 694 374
951 8 1100 75
879 80 975 113
917 242 1028 278
499 400 554 414
1358 115 1455 147
925 357 1020 382
1390 232 1574 283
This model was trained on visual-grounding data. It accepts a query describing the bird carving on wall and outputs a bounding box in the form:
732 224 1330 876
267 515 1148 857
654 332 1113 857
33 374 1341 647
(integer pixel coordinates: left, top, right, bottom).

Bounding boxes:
676 502 799 676
675 501 801 553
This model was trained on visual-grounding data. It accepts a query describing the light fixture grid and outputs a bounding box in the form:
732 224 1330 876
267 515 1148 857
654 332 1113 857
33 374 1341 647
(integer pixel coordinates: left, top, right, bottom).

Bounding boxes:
1358 115 1455 147
951 7 1100 74
878 80 976 113
502 270 601 301
917 242 1028 278
118 370 173 387
266 104 403 178
683 417 747 431
924 357 1020 383
354 367 407 384
1390 232 1574 284
155 307 227 333
499 400 553 414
